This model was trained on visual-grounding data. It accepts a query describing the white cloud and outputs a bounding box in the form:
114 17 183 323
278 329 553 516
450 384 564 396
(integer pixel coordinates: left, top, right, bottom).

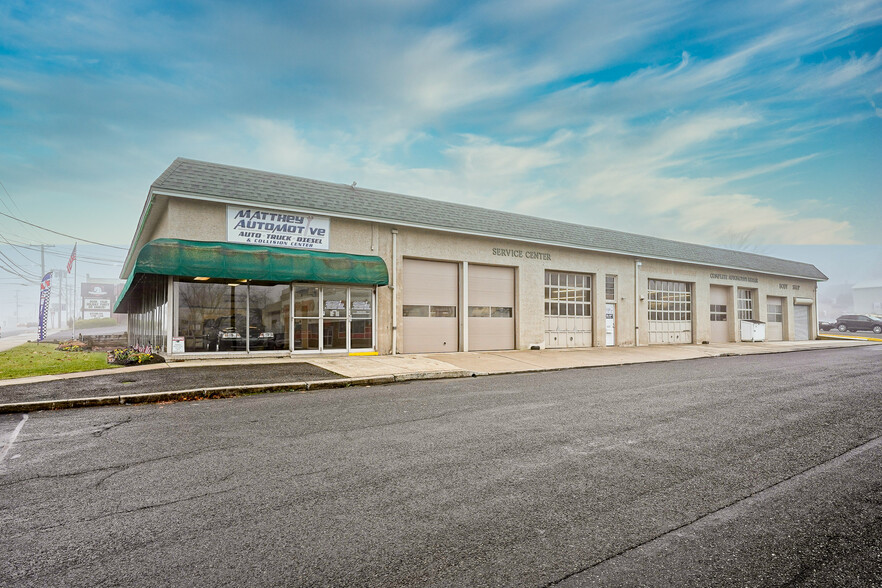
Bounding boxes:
555 111 857 244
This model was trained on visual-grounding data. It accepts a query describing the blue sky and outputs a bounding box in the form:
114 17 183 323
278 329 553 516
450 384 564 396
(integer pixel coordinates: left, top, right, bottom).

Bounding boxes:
1 0 881 324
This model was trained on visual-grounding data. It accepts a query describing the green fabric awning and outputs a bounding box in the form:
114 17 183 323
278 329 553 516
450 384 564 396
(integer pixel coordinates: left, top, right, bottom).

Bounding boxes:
115 239 388 312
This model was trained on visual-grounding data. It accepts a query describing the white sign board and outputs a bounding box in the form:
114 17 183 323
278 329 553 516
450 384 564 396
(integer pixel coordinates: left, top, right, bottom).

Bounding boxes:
84 298 111 310
172 337 185 354
84 311 111 320
226 206 330 250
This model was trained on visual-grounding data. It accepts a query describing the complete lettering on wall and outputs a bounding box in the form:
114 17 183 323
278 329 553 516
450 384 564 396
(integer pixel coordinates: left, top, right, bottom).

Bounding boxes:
709 272 758 283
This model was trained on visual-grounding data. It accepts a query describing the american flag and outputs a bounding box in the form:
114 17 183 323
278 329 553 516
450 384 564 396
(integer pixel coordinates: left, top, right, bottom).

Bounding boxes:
66 243 77 274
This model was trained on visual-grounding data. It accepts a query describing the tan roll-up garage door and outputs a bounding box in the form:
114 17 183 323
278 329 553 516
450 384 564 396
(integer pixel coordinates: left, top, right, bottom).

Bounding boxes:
793 304 810 341
402 259 458 353
468 265 515 351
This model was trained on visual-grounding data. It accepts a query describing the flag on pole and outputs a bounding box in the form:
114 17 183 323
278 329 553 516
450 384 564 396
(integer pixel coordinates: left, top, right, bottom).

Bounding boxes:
38 272 52 341
67 243 77 274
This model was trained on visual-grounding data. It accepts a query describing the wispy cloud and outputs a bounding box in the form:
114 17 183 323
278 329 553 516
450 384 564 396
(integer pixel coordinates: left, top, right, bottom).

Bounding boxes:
0 0 879 249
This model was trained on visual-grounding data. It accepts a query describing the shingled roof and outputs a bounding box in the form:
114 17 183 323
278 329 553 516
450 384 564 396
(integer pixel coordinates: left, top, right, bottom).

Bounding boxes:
149 158 827 281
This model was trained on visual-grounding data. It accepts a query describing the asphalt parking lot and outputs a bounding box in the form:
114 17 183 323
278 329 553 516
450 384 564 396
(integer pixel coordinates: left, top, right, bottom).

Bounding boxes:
2 346 880 587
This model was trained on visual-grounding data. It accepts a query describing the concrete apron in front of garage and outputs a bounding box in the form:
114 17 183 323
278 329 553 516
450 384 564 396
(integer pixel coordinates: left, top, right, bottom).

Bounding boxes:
0 339 876 413
314 339 877 378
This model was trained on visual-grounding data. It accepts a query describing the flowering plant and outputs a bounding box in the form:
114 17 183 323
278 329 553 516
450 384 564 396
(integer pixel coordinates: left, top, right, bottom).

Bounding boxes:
56 340 88 352
107 347 164 365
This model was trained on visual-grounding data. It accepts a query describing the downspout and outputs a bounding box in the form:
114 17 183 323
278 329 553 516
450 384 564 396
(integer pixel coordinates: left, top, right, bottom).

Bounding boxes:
634 260 642 347
391 229 398 355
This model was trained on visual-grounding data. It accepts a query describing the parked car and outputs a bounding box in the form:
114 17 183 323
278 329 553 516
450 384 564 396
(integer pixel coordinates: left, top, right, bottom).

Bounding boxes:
819 320 835 331
203 315 276 350
830 314 882 334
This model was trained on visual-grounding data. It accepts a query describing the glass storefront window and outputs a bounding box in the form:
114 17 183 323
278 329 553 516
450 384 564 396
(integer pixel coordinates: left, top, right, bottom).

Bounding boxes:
292 284 376 353
293 286 319 351
177 280 290 353
323 287 347 318
249 284 290 350
322 286 347 350
178 281 239 352
350 288 373 349
175 281 376 354
294 286 319 318
323 319 347 350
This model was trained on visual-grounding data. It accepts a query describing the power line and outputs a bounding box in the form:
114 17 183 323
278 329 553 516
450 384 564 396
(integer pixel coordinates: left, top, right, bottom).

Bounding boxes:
0 259 40 282
0 233 41 265
0 179 24 216
11 245 124 265
0 250 39 278
0 210 128 249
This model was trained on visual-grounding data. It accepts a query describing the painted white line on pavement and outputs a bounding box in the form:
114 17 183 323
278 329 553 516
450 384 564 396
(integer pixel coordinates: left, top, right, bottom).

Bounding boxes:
0 413 28 465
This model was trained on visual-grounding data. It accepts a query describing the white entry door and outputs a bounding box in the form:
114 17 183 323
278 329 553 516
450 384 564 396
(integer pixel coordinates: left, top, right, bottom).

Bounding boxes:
605 303 616 346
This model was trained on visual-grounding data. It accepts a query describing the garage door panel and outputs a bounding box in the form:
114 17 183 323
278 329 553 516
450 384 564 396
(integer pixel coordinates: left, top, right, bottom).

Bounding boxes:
648 279 693 344
403 317 458 353
545 271 592 349
794 305 810 341
468 265 515 352
469 266 514 307
469 317 514 351
403 259 458 307
403 259 459 353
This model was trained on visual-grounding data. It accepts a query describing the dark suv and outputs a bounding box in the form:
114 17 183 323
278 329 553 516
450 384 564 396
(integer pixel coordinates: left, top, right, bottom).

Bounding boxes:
203 315 276 351
831 314 882 334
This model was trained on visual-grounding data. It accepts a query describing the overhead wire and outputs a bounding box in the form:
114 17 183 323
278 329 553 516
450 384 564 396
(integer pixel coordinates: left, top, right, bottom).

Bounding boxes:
12 244 124 265
0 179 25 215
0 210 128 249
0 250 40 278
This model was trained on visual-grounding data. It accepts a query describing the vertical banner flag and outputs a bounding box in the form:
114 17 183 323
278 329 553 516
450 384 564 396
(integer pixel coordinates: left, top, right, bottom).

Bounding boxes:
67 243 77 274
67 243 78 338
38 272 52 341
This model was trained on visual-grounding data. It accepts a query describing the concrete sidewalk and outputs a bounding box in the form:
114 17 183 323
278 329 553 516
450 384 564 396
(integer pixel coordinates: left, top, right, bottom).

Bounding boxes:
1 338 877 413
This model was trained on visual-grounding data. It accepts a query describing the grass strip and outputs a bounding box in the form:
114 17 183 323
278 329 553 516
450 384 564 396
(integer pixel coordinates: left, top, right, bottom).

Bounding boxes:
0 342 120 380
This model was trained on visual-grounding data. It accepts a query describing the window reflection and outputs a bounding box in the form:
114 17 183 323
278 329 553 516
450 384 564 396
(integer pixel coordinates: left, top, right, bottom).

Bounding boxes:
177 280 290 352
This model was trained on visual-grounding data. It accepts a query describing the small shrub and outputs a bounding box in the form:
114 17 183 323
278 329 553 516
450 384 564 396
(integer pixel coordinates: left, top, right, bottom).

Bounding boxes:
107 347 165 366
56 340 89 352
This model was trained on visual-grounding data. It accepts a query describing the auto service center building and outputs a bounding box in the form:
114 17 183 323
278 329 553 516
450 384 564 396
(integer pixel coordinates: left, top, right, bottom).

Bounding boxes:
115 158 827 357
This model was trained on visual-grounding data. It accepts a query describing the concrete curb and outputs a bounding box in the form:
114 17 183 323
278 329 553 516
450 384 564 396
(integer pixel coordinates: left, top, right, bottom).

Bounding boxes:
0 371 475 413
1 342 877 414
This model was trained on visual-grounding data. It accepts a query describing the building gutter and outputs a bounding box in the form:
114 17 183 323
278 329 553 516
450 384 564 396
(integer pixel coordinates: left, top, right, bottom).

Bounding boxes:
635 260 641 347
391 229 398 355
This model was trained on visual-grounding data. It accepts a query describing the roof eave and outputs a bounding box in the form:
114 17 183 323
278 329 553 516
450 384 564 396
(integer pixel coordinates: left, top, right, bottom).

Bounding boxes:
151 187 826 282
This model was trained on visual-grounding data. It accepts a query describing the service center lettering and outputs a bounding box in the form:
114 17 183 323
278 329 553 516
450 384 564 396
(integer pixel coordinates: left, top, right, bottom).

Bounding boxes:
492 247 551 260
